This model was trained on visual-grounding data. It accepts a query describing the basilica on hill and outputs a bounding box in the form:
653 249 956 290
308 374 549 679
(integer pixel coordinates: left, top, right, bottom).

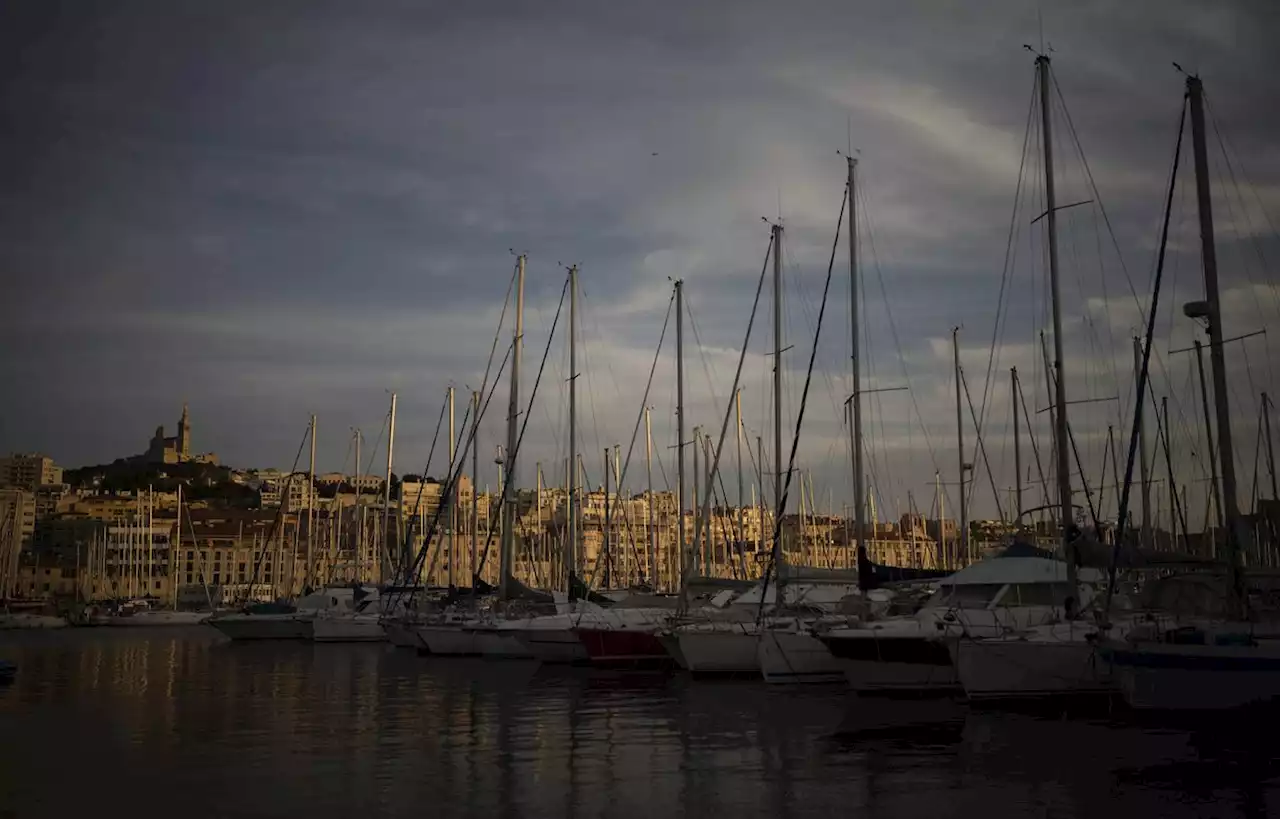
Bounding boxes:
140 404 219 465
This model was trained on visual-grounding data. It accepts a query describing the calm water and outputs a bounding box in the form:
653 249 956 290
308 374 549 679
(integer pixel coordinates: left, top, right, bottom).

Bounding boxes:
1 629 1276 819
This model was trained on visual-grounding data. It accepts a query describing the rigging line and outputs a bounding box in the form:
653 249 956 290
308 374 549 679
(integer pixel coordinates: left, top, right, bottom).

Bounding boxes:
977 69 1040 450
1017 371 1052 511
1107 94 1187 609
606 289 677 582
611 291 676 495
242 421 311 603
1205 99 1280 394
960 364 1006 521
393 339 513 608
683 292 726 421
475 275 571 578
1050 69 1157 327
757 184 846 622
404 392 450 526
674 231 775 602
860 166 949 495
362 411 388 479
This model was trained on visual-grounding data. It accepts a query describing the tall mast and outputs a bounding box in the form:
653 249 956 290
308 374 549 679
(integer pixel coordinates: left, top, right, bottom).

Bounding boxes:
847 155 867 583
501 254 525 600
756 435 764 556
692 426 701 574
307 413 316 590
1037 54 1078 597
703 435 712 575
737 389 747 563
771 223 785 581
384 393 396 584
471 390 480 591
447 386 456 588
353 428 362 581
1187 74 1243 600
954 327 967 565
675 279 686 589
1012 367 1023 522
603 448 612 589
645 406 656 587
1134 337 1153 549
1193 339 1223 533
1162 396 1180 548
1264 392 1277 504
568 265 578 590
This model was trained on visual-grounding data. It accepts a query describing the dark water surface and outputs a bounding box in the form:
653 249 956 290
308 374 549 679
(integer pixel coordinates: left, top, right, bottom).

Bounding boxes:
1 628 1276 818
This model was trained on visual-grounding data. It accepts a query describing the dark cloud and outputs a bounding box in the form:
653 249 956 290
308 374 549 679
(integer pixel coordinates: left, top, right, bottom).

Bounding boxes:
1 0 1277 525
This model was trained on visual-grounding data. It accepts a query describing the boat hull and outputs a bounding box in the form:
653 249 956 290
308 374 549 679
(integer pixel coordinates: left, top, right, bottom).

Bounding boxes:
665 630 760 676
383 620 420 649
312 617 386 643
98 611 210 628
515 627 588 664
758 630 845 685
416 625 482 656
576 627 674 668
950 636 1113 700
1103 641 1280 711
822 634 959 692
208 615 309 641
0 614 67 630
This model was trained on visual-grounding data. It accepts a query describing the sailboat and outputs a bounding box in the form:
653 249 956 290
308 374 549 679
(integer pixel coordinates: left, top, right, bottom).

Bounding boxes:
1096 73 1280 711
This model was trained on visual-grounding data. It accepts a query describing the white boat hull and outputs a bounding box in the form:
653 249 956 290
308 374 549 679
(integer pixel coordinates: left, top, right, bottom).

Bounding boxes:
208 614 309 641
667 630 760 675
515 627 587 664
312 616 386 643
416 624 480 656
1105 640 1280 711
950 636 1113 700
99 611 210 627
0 614 67 630
758 630 844 685
383 620 420 648
476 628 533 659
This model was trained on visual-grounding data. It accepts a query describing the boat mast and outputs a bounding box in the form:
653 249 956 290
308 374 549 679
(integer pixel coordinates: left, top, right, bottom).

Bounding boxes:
447 386 456 588
1133 337 1153 549
692 426 700 574
735 389 745 570
603 448 612 589
568 265 578 592
954 327 967 566
1036 54 1078 599
1012 367 1023 523
756 435 764 557
1187 74 1243 607
307 414 316 591
1264 392 1277 507
772 223 785 591
675 279 686 591
645 406 656 587
471 390 480 591
384 393 396 585
501 254 525 601
353 428 361 581
847 155 868 585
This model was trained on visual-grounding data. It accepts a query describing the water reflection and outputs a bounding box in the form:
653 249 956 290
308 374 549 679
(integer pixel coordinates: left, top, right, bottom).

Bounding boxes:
0 629 1276 818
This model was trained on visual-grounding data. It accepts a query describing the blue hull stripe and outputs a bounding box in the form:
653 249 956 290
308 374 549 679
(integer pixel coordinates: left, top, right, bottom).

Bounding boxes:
1103 648 1280 672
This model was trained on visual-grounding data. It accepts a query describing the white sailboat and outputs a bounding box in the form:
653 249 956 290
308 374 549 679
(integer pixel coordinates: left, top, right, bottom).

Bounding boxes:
820 552 1101 693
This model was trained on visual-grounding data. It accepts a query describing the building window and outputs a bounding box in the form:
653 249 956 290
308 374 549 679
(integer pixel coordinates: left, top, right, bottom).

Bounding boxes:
186 574 193 584
212 573 220 583
238 562 246 574
155 580 161 591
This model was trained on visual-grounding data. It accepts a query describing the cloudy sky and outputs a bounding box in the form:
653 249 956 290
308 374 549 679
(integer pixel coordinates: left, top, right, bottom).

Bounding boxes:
2 0 1277 527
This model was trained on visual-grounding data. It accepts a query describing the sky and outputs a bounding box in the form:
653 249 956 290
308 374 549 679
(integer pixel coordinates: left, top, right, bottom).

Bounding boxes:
2 0 1278 528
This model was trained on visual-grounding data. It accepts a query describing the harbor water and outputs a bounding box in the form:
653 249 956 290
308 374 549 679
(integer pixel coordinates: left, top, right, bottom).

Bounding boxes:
1 628 1277 818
